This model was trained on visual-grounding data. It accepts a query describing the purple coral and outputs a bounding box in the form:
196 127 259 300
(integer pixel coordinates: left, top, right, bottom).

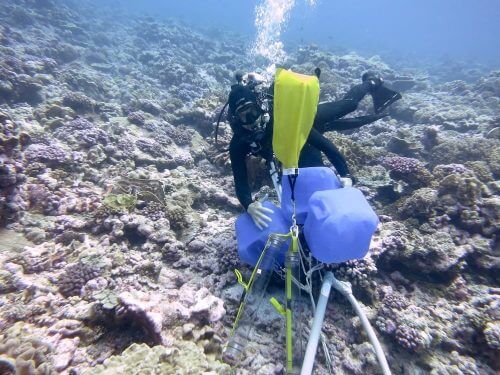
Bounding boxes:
0 162 19 188
330 258 377 288
143 121 160 132
26 183 51 208
141 202 166 221
164 125 192 146
432 164 472 181
24 143 69 166
116 138 136 158
381 235 406 253
381 290 410 311
58 262 103 297
435 164 470 175
381 156 432 188
135 138 167 158
155 133 174 147
395 325 428 352
0 160 26 224
381 156 425 174
25 183 64 215
62 91 95 112
376 290 430 352
127 111 146 126
54 117 109 147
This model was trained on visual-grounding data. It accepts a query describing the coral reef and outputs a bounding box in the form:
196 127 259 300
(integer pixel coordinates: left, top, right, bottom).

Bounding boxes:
81 342 230 374
0 0 498 373
381 155 433 190
0 335 54 375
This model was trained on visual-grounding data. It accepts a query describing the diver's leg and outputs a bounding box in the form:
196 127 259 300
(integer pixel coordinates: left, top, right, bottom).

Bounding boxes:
314 82 371 133
342 81 372 102
314 100 358 132
298 144 324 168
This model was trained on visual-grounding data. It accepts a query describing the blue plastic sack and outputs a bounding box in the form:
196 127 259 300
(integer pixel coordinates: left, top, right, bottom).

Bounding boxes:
281 167 342 224
235 201 290 267
304 188 379 264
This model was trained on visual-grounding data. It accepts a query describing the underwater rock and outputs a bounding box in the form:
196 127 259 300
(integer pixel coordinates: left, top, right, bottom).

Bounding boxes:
0 56 44 104
399 187 438 219
379 230 468 281
0 326 54 375
47 42 81 63
386 134 422 157
81 341 230 374
132 99 162 116
429 137 499 176
111 286 225 346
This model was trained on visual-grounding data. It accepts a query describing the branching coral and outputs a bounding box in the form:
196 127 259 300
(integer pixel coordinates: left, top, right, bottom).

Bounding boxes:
62 91 95 112
54 117 109 148
24 143 70 167
58 254 109 297
381 156 433 189
375 289 432 352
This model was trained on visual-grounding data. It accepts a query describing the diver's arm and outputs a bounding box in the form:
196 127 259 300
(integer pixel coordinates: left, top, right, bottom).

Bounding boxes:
322 113 388 132
229 137 253 210
307 129 350 176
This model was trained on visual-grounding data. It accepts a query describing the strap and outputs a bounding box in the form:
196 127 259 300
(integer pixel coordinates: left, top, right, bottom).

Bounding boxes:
287 174 298 201
215 100 230 152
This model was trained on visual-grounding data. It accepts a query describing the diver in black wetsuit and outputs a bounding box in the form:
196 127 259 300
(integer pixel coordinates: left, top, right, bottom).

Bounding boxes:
224 70 401 229
313 71 401 132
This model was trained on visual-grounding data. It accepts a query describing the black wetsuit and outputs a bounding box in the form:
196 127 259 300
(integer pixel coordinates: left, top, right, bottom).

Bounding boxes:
229 119 350 210
314 81 387 133
229 81 385 209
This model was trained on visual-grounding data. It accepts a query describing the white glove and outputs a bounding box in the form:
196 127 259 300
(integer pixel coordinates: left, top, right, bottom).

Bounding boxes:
339 177 353 188
247 201 273 230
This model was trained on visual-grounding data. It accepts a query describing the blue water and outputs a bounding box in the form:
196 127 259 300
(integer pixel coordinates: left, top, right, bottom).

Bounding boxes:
95 0 499 67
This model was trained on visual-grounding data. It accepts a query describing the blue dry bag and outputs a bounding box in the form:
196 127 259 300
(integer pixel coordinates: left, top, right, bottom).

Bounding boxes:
281 167 342 224
235 201 290 267
304 188 379 264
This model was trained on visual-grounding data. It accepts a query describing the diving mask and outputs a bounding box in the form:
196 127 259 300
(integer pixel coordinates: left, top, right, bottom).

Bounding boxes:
236 101 262 125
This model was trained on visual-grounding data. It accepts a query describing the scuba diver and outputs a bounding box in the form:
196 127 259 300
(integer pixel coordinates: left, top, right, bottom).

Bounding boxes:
220 70 401 229
313 71 402 132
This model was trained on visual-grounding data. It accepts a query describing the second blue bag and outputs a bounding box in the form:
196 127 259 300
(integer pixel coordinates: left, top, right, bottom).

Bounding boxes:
304 188 379 264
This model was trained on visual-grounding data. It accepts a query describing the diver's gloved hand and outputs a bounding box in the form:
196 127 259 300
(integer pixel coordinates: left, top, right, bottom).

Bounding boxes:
340 174 355 188
247 201 273 230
